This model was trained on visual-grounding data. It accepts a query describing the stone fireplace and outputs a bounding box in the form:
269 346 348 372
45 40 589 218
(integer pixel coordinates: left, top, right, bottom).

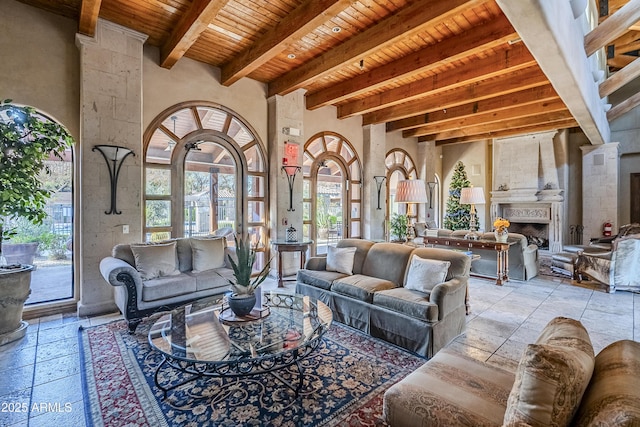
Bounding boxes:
490 131 565 252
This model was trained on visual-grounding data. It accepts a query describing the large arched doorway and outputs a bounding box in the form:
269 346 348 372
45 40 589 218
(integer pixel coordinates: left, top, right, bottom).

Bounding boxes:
143 102 268 253
385 148 418 240
302 132 362 255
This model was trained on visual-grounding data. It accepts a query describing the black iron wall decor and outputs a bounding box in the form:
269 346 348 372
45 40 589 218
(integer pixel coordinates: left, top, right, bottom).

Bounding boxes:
373 176 387 210
93 145 135 215
282 165 301 212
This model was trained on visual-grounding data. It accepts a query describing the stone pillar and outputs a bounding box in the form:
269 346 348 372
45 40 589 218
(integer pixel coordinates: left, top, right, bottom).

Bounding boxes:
76 20 147 316
268 91 305 275
363 124 386 240
418 140 438 224
580 143 619 242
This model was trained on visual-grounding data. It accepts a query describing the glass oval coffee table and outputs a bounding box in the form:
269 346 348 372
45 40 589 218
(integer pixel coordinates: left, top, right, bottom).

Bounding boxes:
148 292 333 402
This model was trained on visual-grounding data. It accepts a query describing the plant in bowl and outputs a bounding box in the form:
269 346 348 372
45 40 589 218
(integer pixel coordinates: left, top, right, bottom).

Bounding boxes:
223 235 271 316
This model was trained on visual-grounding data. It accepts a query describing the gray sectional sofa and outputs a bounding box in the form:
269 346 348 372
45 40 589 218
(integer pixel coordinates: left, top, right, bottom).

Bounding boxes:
100 237 234 333
295 239 471 358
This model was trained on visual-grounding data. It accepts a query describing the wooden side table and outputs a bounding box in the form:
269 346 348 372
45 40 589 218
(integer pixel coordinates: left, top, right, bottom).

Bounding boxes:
270 240 313 288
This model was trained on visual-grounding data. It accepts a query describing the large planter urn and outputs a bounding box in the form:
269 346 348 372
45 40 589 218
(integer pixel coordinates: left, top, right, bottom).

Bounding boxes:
0 265 33 345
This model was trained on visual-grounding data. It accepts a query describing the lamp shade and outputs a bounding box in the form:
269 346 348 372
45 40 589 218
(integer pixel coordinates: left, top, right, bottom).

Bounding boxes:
395 179 428 203
460 187 485 205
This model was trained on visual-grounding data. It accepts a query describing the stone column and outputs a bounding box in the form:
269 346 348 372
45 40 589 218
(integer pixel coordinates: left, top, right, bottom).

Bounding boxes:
363 124 386 240
268 91 305 276
76 20 147 316
580 143 619 242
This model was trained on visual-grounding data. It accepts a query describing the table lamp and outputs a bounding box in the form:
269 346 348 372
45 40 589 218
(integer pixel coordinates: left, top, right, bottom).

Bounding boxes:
460 186 485 240
396 179 428 240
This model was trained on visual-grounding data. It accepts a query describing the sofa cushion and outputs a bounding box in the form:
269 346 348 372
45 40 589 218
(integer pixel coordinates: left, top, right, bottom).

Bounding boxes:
190 268 233 292
372 287 438 322
130 241 180 280
190 237 226 273
384 348 514 427
297 269 346 290
405 255 450 292
503 317 595 427
573 340 640 426
141 273 196 301
361 243 414 285
326 246 357 275
331 274 397 303
336 239 375 275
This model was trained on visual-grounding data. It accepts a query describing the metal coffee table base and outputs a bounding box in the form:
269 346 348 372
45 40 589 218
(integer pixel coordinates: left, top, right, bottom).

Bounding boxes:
153 347 313 402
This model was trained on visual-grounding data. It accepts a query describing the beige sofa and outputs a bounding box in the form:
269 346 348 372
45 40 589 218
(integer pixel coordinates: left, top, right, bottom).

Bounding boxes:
100 237 234 333
414 228 539 281
296 239 471 358
384 316 640 426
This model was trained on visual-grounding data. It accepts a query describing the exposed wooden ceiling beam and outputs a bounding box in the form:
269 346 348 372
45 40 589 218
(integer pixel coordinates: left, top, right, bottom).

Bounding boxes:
360 68 551 125
607 55 637 68
585 0 640 56
220 0 352 86
160 0 229 69
600 56 640 96
402 99 567 137
422 110 574 140
607 90 640 120
267 0 485 97
431 119 578 145
79 0 102 37
305 14 517 109
339 44 537 119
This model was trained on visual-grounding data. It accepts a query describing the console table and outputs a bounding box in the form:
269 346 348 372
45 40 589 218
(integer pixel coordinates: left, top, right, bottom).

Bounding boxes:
271 240 313 287
421 236 514 286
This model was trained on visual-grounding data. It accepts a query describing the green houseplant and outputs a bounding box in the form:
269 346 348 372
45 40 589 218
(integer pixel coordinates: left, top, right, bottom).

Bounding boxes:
223 235 271 316
389 213 409 242
0 98 73 343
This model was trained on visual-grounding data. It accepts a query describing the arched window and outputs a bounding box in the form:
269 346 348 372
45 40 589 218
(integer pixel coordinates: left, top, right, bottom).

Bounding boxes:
385 149 418 238
302 132 362 255
143 102 268 247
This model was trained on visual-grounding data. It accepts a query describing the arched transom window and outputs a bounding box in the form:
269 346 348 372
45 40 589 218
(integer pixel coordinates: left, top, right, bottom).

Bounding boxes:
302 132 362 255
143 102 268 245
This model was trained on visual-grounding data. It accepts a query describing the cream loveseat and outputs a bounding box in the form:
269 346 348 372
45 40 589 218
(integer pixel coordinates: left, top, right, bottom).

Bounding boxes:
384 316 640 426
295 239 471 358
100 237 235 333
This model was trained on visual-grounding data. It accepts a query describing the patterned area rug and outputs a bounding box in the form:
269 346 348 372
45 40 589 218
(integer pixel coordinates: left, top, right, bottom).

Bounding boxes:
79 317 425 427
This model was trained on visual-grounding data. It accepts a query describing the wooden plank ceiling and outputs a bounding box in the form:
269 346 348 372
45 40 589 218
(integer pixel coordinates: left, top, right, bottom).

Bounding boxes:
14 0 640 145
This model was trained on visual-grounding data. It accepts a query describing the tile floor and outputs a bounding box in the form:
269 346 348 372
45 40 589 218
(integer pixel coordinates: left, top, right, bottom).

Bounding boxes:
0 274 637 427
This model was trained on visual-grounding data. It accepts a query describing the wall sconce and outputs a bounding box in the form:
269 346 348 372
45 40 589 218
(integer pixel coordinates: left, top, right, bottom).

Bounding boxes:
427 182 437 208
282 165 301 212
373 176 387 210
93 145 135 215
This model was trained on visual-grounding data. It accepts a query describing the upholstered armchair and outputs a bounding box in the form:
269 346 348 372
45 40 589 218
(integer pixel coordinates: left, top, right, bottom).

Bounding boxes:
576 233 640 293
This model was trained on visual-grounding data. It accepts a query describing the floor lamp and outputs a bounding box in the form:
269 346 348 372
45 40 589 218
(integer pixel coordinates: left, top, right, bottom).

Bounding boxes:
460 186 485 240
396 179 428 240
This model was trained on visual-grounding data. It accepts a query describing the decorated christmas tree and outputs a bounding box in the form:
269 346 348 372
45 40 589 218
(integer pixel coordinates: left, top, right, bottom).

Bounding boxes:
444 161 474 230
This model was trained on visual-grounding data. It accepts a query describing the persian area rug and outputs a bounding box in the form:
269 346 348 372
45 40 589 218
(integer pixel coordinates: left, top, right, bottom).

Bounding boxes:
79 317 425 427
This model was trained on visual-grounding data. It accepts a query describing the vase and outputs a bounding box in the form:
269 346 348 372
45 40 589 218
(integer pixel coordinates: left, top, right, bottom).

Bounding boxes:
494 228 509 243
0 265 33 345
228 293 256 317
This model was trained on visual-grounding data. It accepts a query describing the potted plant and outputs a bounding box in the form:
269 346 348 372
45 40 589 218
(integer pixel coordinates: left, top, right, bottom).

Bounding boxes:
0 99 73 344
389 213 409 242
222 235 271 317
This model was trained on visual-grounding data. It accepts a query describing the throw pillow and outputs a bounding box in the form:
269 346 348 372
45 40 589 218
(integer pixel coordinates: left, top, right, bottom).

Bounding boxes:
130 241 180 280
404 256 450 292
190 237 226 273
326 246 357 275
503 317 595 427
